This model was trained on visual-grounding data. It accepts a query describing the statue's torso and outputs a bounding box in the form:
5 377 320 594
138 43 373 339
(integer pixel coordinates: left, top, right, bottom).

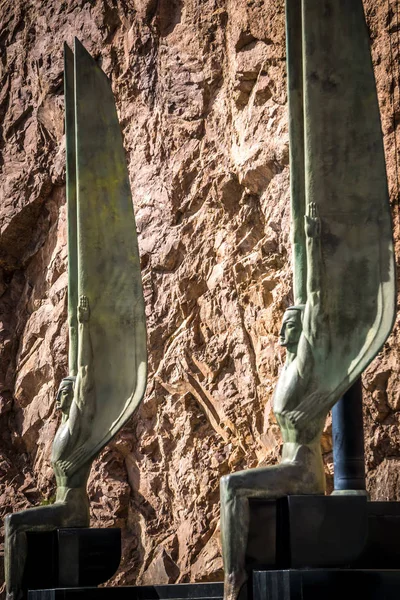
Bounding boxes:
51 418 91 490
51 420 72 464
273 359 325 444
273 360 302 416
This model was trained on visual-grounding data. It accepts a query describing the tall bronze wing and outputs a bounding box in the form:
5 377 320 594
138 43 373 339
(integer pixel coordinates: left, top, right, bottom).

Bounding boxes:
65 44 79 376
64 39 147 472
287 0 396 418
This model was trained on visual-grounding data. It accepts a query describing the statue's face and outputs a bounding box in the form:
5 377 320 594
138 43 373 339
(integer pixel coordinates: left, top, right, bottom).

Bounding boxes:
279 309 302 349
55 379 74 413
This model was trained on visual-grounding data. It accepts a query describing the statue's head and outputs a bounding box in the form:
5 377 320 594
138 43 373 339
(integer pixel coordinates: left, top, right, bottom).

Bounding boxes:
55 376 76 414
279 305 305 351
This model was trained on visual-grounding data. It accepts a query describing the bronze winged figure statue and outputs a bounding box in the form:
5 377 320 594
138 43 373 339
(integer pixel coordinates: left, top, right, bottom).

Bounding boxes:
220 2 396 599
5 39 147 600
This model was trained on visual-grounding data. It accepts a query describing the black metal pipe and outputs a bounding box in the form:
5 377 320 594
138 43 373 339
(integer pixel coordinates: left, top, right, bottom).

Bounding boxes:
332 377 366 491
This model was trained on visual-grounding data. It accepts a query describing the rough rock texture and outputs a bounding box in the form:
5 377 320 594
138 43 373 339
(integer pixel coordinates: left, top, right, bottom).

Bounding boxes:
0 0 399 591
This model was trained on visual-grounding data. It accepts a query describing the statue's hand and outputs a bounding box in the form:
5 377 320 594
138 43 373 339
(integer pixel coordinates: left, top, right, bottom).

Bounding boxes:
304 202 321 238
78 295 90 323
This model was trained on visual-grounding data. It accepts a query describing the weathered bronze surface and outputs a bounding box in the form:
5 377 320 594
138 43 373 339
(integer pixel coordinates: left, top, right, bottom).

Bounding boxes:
220 2 396 599
5 39 147 600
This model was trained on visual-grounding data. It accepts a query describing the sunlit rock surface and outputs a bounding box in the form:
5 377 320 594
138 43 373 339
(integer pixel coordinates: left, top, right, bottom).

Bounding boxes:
0 0 399 591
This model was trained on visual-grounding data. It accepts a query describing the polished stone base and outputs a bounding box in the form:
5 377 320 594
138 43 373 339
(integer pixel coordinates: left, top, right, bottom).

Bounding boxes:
247 496 400 569
28 583 224 600
24 498 400 600
28 571 400 600
253 569 400 600
23 528 121 593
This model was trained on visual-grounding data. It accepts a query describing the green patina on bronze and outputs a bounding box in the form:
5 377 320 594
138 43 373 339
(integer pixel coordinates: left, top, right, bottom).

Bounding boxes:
286 0 306 306
65 44 79 377
63 39 147 473
5 39 147 600
220 2 396 600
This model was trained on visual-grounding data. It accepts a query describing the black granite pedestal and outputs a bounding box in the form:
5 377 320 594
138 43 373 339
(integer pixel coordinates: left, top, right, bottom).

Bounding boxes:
252 569 400 600
247 495 400 570
25 496 400 600
28 583 224 600
246 495 400 599
23 528 121 594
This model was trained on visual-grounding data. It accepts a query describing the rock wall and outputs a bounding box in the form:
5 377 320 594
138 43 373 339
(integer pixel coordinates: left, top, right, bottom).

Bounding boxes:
0 0 399 590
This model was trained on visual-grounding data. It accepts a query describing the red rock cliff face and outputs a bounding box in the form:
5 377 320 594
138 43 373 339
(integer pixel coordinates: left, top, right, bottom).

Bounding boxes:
0 0 399 590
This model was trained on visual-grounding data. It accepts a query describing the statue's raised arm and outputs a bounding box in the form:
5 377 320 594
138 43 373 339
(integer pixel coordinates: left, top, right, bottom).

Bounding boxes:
304 202 321 308
52 295 96 482
274 201 328 426
293 202 326 375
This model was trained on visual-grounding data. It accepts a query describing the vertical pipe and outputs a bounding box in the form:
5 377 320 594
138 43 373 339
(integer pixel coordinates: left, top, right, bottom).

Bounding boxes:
332 378 366 493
